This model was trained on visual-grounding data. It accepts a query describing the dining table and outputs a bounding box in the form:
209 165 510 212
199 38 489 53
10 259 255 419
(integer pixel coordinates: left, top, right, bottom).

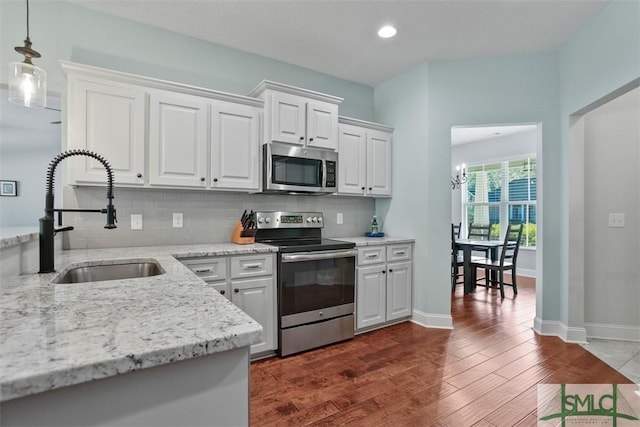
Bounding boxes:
455 239 503 294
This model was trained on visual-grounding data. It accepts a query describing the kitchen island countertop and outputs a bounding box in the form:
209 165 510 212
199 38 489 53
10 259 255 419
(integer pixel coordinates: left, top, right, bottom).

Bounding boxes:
0 242 277 402
337 236 415 246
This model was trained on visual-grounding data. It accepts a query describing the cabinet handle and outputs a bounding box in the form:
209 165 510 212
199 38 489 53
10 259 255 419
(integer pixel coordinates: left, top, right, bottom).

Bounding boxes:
361 187 365 191
382 270 386 274
309 137 314 142
200 177 205 182
243 263 262 270
369 187 372 191
365 254 378 258
194 267 214 273
137 173 142 178
299 136 304 140
234 288 239 293
395 251 406 256
213 178 218 183
389 269 393 272
220 290 226 295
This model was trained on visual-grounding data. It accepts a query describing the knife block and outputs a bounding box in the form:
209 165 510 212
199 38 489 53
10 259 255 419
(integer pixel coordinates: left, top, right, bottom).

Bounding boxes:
231 220 255 245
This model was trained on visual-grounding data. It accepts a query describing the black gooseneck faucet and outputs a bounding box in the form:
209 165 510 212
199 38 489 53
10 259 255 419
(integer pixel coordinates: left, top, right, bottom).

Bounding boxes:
39 150 117 273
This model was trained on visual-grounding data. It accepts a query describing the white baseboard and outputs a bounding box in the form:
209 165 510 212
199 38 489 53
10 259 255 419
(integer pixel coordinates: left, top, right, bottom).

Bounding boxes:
516 268 536 278
533 317 587 343
411 309 453 330
585 322 640 342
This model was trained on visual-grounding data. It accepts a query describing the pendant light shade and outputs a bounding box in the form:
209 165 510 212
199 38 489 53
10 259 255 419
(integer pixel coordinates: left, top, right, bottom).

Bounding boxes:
8 0 46 108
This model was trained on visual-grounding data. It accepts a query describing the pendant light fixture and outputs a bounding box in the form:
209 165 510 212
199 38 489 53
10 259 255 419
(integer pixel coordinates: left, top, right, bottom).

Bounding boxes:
8 0 46 108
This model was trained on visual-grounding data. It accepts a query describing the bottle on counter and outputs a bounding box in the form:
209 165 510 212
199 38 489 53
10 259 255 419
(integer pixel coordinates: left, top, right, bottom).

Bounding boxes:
371 216 379 233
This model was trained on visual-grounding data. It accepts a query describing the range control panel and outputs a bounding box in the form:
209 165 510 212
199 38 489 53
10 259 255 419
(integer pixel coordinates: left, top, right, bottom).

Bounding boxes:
255 211 324 229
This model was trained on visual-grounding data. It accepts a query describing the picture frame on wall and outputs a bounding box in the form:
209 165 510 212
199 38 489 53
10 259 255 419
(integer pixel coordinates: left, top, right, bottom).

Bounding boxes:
0 180 18 197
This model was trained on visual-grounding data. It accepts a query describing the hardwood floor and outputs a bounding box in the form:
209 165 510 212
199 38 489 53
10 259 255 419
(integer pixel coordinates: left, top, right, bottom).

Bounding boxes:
250 276 632 426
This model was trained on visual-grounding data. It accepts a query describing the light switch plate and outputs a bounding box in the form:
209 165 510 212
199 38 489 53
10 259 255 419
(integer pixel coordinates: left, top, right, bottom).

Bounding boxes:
336 213 343 225
131 214 143 230
608 213 625 228
173 213 183 228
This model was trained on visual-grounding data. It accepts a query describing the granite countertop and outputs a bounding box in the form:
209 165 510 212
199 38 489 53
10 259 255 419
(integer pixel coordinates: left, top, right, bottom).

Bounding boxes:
0 243 277 402
0 227 39 249
338 236 415 246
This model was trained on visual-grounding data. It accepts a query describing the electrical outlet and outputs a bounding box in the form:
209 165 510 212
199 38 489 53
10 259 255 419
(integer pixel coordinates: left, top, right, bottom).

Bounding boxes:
131 214 143 230
608 213 625 228
173 213 183 228
336 213 343 225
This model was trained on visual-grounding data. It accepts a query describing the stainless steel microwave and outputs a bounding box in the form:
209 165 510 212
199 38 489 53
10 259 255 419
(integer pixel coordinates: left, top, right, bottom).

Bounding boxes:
263 143 337 194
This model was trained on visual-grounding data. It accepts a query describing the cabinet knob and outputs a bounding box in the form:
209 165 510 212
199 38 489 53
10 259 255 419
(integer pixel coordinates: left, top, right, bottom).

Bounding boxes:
299 136 304 140
309 137 314 142
382 270 386 274
200 177 205 182
137 173 142 178
389 269 393 273
369 187 372 191
361 187 365 191
220 290 226 295
213 178 218 183
234 288 239 293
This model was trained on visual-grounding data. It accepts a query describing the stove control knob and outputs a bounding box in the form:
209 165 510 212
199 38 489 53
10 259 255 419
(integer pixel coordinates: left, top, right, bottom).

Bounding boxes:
265 217 271 224
306 217 312 223
312 217 318 223
317 217 323 223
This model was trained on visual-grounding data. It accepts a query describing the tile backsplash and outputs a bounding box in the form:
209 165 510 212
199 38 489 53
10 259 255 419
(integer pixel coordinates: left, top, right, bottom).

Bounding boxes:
63 187 375 249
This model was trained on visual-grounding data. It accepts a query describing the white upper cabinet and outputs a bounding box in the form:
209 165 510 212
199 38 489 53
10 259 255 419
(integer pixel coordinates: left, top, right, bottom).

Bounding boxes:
270 92 306 145
210 102 261 191
338 118 393 197
149 91 208 188
66 77 146 185
338 124 367 195
63 61 264 192
366 129 392 196
250 80 341 150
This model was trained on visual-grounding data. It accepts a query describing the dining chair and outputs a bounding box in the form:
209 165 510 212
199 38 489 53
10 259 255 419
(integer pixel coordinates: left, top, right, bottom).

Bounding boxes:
470 224 523 298
451 224 464 292
452 222 461 239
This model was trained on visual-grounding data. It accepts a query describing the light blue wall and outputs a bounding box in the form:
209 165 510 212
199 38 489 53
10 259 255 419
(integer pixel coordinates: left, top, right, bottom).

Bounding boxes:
0 1 373 120
374 63 436 315
558 0 640 327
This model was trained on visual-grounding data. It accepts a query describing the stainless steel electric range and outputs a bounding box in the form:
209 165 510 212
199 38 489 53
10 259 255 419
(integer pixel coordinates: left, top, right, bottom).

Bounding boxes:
254 211 356 356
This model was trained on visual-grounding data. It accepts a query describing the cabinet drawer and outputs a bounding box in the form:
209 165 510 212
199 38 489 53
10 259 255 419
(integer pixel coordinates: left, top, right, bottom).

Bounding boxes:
181 257 227 281
386 244 412 262
230 254 273 279
357 246 386 265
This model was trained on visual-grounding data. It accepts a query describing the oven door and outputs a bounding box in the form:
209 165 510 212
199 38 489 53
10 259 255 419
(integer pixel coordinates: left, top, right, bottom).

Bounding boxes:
279 249 356 328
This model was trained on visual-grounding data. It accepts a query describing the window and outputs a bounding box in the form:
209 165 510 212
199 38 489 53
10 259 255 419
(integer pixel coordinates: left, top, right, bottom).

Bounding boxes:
463 158 536 247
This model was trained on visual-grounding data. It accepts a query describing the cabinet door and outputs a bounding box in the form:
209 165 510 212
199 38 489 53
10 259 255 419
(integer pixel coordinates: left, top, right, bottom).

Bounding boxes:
270 92 306 145
149 92 208 187
210 102 260 190
338 125 367 195
231 276 275 355
356 265 387 330
386 261 412 321
68 79 145 185
306 101 338 150
366 130 392 196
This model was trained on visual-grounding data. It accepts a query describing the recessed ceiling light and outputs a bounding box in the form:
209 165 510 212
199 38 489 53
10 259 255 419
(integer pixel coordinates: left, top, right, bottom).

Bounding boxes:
378 25 397 39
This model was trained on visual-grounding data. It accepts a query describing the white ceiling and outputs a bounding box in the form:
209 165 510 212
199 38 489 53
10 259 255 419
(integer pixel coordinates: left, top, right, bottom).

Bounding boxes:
451 124 537 145
68 0 608 86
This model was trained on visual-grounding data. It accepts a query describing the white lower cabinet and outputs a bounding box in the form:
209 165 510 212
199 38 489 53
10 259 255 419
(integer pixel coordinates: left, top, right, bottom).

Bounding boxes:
356 243 412 331
180 253 276 357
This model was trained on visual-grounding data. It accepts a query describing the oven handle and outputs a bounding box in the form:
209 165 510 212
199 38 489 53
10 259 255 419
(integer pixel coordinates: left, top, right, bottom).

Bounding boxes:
281 249 357 263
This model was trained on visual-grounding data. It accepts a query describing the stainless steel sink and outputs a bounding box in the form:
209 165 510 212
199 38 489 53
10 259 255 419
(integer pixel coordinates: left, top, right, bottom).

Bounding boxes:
53 259 166 284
